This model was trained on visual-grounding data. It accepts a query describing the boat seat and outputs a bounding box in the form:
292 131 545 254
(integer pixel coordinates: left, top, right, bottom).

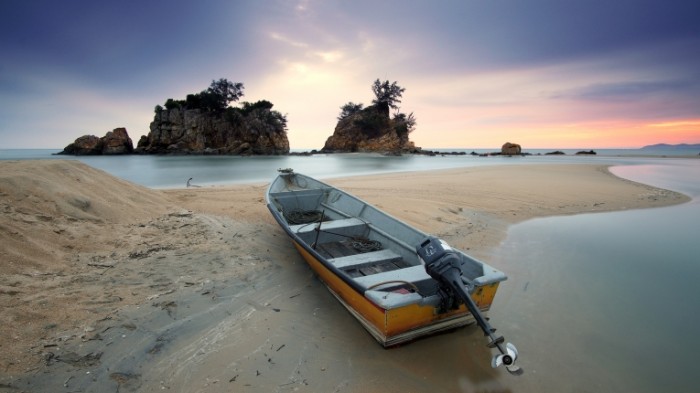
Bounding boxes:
329 249 402 270
354 265 433 290
289 217 367 235
271 189 328 212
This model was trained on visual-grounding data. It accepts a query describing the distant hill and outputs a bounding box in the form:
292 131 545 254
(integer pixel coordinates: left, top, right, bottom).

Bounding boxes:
641 143 700 150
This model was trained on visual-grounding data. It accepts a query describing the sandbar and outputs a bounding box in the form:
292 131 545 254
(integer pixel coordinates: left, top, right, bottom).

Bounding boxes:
0 160 689 391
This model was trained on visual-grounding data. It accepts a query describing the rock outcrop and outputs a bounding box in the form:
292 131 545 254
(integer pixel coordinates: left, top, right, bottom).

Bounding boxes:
136 107 289 155
58 128 134 155
321 105 417 153
501 142 522 156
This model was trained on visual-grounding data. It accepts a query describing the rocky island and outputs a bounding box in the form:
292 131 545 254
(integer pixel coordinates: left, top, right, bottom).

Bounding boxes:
58 79 290 156
58 78 425 156
322 79 419 154
57 78 534 157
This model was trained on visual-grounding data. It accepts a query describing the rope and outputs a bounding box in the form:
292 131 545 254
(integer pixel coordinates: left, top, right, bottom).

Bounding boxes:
350 238 382 253
285 209 324 225
367 280 420 293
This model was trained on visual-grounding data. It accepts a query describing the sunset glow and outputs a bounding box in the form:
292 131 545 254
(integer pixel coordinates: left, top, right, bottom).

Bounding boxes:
1 1 698 149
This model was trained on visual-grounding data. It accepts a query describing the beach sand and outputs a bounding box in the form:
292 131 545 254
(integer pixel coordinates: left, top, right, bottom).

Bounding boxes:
0 160 689 392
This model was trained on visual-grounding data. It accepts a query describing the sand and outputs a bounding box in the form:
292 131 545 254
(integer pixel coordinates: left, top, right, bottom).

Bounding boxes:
0 160 689 392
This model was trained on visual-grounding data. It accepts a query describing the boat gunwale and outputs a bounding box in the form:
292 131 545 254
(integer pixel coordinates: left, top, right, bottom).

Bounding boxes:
266 201 370 296
265 172 506 307
265 173 433 300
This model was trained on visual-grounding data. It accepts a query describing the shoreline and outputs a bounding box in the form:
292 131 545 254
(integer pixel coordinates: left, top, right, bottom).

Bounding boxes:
313 164 690 259
0 160 690 390
3 147 700 157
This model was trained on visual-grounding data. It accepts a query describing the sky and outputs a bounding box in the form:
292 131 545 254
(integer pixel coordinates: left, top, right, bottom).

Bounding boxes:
1 0 699 150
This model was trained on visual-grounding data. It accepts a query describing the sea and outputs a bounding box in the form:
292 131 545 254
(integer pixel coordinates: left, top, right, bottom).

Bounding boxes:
1 147 698 188
2 148 699 392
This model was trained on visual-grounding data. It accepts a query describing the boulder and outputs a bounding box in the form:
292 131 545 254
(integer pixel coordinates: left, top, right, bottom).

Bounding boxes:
501 142 522 156
58 128 133 155
101 127 134 154
61 135 102 155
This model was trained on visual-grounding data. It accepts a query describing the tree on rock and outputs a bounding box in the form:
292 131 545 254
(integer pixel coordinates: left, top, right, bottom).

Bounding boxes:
371 79 405 111
393 111 417 137
205 78 245 111
323 79 418 153
338 102 364 120
157 78 245 113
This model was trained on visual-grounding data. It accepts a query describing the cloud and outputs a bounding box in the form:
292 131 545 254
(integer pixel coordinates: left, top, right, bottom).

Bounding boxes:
648 120 700 128
2 0 700 149
314 50 344 63
269 32 309 48
551 79 691 102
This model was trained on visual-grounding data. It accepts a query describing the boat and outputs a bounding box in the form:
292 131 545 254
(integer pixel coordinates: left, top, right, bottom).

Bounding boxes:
266 169 521 374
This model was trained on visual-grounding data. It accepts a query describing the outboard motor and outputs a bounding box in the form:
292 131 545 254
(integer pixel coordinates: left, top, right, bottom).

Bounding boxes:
417 236 522 375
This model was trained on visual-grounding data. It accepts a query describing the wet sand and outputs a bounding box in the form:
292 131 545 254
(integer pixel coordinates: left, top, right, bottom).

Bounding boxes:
0 160 689 392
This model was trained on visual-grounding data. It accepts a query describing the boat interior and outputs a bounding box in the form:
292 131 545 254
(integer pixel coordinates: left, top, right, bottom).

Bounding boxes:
269 174 520 366
269 182 485 297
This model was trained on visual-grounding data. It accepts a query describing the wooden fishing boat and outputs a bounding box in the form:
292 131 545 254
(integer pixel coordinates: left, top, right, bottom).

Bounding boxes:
266 169 521 373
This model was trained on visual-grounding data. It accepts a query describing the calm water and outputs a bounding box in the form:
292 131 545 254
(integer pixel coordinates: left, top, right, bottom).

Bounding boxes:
2 149 699 391
490 159 700 392
1 148 697 189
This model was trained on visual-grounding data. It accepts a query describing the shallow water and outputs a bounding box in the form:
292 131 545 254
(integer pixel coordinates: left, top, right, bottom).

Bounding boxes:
489 159 700 392
1 148 697 189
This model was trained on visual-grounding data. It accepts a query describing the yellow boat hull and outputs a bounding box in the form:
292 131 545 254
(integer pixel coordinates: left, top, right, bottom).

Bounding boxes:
293 241 500 346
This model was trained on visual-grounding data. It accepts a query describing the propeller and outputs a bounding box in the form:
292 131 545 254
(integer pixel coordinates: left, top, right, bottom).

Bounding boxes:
492 342 522 375
417 236 523 376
